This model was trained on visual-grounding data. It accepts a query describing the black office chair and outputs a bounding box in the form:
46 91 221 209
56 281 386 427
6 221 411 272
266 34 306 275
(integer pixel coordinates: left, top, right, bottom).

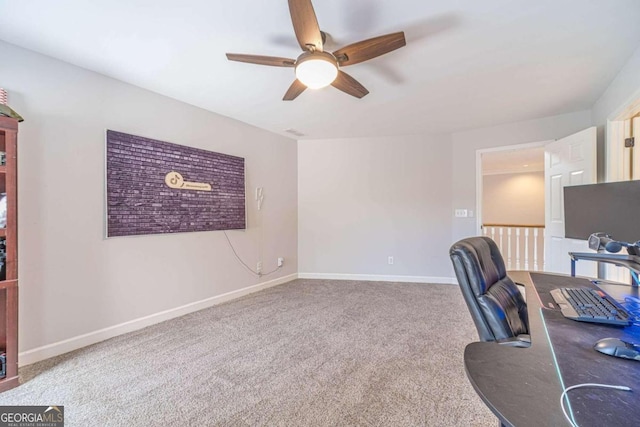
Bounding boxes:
449 236 530 347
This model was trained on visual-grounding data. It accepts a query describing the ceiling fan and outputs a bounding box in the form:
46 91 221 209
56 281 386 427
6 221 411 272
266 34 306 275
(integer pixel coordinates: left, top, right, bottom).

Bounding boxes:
226 0 406 100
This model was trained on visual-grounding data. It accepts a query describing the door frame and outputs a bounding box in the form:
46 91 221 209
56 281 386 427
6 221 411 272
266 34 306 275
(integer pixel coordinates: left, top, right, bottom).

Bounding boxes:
475 140 551 236
605 93 640 182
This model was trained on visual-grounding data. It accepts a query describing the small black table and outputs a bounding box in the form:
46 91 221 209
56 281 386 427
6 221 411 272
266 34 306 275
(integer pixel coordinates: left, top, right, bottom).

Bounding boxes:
464 271 640 427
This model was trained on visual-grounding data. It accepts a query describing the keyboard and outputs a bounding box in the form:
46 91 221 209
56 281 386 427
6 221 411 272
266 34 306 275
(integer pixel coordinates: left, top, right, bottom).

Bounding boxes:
550 287 633 326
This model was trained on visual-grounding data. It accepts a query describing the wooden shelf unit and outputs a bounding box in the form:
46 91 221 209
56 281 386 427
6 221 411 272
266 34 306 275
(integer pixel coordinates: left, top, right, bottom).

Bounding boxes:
0 116 19 392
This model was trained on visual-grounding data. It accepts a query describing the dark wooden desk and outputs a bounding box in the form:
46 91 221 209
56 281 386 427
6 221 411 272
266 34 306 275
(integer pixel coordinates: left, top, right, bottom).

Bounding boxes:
464 271 640 427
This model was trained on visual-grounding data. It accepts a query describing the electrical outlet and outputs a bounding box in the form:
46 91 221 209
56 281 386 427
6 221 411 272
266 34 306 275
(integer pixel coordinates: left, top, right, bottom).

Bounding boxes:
388 256 394 265
277 257 284 267
455 209 468 218
256 261 263 274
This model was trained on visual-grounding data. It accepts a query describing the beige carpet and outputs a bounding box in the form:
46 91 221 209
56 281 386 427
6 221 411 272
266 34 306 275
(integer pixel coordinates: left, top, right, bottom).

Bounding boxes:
0 279 495 426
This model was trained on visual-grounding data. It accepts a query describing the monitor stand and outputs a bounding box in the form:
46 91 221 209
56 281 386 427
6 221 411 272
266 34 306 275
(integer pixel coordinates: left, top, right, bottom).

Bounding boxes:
569 252 640 287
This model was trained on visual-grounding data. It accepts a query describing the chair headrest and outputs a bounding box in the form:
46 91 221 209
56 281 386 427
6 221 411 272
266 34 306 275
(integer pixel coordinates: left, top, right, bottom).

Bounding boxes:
450 236 507 296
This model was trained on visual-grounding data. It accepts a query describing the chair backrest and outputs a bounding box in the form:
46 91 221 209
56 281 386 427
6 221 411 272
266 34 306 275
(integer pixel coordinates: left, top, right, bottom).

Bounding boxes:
449 236 528 342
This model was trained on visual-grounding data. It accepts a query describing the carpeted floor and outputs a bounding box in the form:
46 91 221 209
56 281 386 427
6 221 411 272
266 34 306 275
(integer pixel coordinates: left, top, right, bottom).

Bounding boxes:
0 279 495 426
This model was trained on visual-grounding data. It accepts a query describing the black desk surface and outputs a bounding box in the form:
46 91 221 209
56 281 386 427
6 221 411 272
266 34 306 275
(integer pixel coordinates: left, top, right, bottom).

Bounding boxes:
464 271 640 427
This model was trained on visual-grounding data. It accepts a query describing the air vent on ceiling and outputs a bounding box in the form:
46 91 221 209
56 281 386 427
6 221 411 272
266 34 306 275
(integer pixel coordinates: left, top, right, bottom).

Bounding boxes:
285 128 305 137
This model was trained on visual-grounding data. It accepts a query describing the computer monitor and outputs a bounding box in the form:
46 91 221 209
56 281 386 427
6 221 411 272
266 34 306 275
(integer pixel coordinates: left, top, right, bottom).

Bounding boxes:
564 180 640 243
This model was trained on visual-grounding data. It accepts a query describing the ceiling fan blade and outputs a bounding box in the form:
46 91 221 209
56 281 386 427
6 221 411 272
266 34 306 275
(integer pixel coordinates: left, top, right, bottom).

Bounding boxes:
283 79 307 101
331 71 369 98
333 32 406 66
226 53 295 67
288 0 323 52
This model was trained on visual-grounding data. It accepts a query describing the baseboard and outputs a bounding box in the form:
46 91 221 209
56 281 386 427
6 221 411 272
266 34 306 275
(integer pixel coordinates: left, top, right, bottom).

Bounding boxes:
298 272 457 285
18 273 298 366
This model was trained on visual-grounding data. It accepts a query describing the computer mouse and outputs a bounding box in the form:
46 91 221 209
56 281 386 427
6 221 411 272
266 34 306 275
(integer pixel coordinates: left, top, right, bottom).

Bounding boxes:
594 337 640 361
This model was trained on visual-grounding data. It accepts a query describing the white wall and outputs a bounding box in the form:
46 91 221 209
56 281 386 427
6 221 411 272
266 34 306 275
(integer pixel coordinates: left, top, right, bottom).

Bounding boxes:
298 112 593 282
298 134 453 282
589 45 640 281
482 171 544 225
451 110 593 243
592 45 640 126
0 41 298 362
591 44 640 182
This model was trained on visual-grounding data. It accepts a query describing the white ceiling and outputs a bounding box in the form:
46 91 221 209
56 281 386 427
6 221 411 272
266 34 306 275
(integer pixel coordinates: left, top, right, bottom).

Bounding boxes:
1 0 640 140
482 147 545 175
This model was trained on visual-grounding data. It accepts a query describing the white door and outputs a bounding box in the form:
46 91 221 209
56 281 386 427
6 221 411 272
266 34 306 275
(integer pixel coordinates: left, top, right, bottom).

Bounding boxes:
544 127 598 275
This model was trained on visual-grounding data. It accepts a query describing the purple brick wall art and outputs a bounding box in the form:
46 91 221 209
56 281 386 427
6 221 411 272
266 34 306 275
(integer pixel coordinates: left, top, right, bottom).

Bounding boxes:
106 130 245 237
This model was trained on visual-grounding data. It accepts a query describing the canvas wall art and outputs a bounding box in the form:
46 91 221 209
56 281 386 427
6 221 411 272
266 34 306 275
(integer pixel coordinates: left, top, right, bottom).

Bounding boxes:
106 130 245 237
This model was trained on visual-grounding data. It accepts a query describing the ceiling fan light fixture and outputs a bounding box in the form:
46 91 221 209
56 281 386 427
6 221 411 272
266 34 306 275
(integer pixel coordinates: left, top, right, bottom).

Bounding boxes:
295 52 338 89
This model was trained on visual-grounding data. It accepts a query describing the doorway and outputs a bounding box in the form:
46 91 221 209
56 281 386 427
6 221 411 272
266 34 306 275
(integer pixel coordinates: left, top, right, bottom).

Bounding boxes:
476 143 546 271
476 128 599 275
